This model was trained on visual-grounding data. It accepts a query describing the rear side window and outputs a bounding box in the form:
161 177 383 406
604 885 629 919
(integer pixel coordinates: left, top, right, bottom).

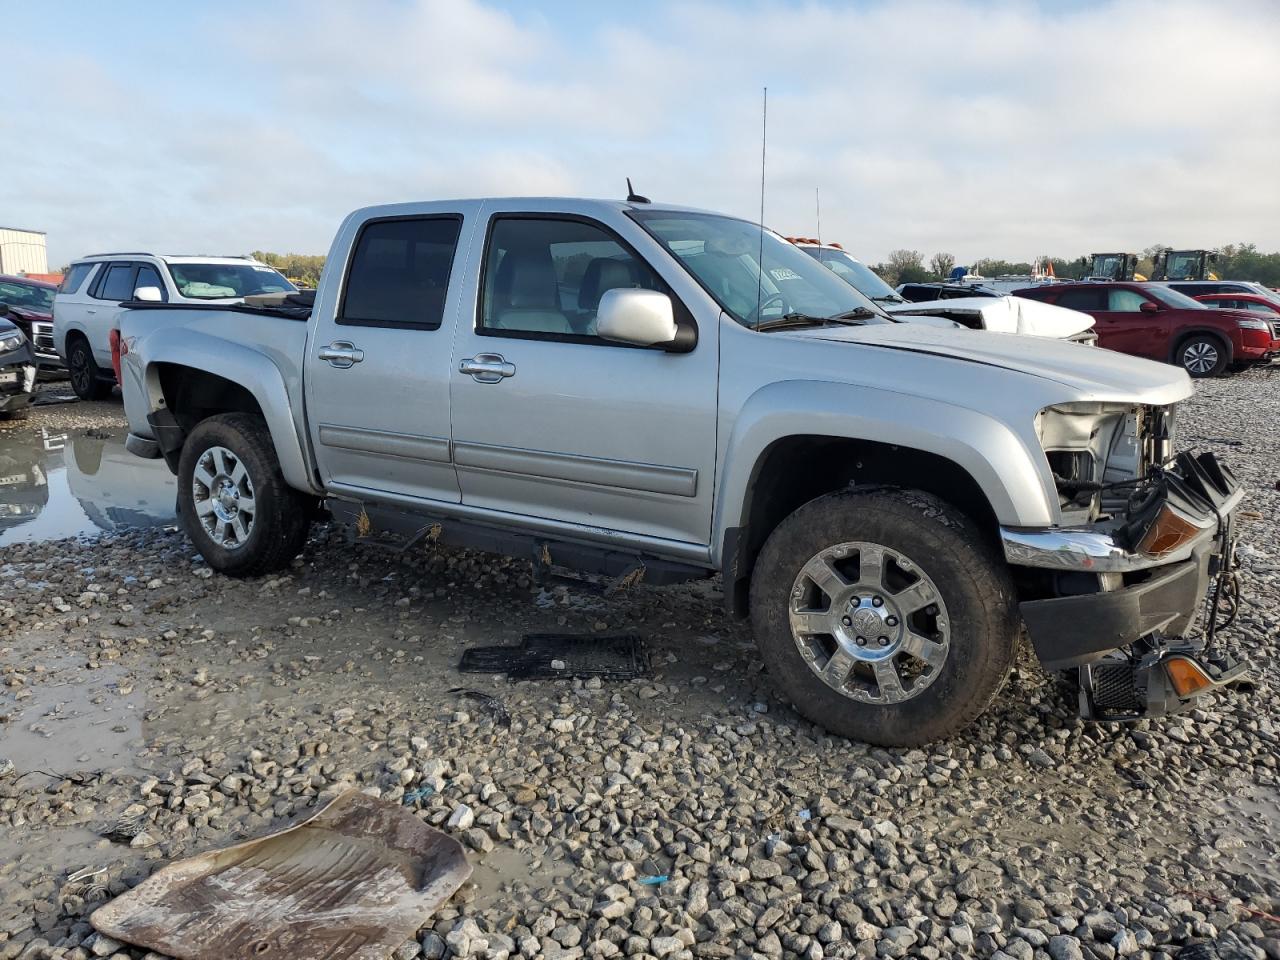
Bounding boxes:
1013 287 1054 302
59 262 95 294
339 216 462 329
98 264 137 302
1055 288 1105 311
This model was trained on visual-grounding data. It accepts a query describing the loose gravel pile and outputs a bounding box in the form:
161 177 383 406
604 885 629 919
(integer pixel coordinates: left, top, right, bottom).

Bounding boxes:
1 368 1278 960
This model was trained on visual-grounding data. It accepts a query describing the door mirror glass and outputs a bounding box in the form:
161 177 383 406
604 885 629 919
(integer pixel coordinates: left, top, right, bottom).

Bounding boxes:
133 286 163 302
1139 300 1159 313
596 289 677 347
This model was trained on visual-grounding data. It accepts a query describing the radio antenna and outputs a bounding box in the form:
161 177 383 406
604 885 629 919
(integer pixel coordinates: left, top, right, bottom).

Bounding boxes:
815 187 822 248
755 86 768 329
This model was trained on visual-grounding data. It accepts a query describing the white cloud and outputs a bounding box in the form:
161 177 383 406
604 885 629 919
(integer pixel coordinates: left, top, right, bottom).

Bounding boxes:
6 0 1279 268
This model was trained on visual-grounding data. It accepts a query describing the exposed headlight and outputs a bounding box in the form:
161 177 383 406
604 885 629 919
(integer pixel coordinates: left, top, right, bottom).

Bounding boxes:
0 331 24 353
1237 318 1272 331
1036 402 1176 524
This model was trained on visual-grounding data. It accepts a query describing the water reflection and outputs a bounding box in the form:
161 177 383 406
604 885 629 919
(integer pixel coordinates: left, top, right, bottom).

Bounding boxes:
0 427 176 546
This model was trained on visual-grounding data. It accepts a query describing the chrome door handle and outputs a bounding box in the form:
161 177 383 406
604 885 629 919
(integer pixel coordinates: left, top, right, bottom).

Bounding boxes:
318 340 365 368
459 353 516 383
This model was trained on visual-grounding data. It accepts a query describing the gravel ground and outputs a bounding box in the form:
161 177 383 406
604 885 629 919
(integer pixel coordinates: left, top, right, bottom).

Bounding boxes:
1 370 1278 960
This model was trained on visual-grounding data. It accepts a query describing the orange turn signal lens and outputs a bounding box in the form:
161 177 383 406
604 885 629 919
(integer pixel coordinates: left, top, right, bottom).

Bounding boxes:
1135 504 1201 559
1165 657 1213 698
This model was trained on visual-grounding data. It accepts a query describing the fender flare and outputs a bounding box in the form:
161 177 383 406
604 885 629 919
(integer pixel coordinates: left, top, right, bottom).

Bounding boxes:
1169 327 1233 365
138 328 321 494
710 379 1055 563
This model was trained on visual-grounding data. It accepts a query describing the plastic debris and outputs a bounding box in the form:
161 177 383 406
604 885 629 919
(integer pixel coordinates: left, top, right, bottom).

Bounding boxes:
638 875 669 886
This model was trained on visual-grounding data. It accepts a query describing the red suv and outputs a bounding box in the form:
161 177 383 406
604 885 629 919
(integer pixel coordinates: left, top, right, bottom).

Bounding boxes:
1012 281 1280 376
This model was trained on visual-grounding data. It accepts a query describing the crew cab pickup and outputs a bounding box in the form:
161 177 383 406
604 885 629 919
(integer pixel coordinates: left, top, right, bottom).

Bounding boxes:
117 198 1248 745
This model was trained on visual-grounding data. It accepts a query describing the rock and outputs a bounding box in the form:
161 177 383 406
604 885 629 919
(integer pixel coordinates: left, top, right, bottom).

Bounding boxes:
447 803 475 830
1048 936 1085 960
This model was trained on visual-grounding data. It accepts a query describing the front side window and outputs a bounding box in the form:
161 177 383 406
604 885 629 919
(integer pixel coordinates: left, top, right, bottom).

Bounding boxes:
479 217 662 338
135 264 168 301
340 217 461 329
98 264 137 301
59 263 95 295
1107 289 1149 312
630 209 886 327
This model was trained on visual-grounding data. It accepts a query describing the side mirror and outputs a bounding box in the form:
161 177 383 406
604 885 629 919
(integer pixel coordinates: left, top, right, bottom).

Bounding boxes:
1139 300 1159 313
597 288 677 347
133 286 163 302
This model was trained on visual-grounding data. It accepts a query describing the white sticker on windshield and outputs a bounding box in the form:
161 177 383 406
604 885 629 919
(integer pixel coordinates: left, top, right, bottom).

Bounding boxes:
770 268 800 281
253 265 275 273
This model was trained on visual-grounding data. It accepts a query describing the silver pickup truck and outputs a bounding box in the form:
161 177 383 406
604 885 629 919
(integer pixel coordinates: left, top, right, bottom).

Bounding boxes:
117 197 1247 746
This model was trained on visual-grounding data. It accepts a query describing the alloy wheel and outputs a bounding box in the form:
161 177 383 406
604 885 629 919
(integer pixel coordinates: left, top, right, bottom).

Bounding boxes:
788 541 950 704
191 445 256 548
1182 341 1219 375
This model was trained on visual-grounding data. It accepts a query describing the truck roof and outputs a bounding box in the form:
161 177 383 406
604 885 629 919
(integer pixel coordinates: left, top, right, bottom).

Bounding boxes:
347 197 730 221
72 253 263 265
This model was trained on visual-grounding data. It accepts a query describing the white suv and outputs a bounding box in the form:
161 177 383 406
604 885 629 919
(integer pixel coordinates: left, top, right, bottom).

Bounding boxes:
53 254 295 399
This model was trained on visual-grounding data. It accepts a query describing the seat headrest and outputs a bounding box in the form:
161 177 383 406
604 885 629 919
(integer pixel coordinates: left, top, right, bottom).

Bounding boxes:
495 248 558 309
578 257 636 312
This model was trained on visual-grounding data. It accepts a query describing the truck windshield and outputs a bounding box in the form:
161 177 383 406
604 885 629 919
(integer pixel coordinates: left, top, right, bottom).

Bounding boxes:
166 263 296 300
629 210 888 328
0 280 55 312
804 248 904 303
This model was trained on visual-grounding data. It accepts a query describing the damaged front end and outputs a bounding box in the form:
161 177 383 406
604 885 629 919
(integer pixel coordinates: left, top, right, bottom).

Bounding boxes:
1002 401 1247 722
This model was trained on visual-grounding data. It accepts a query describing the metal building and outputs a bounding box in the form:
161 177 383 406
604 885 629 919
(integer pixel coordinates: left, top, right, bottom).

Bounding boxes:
0 227 49 276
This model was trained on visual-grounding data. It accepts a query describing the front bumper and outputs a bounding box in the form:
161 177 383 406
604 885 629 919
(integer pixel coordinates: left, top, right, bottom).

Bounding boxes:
0 346 38 411
1002 450 1247 719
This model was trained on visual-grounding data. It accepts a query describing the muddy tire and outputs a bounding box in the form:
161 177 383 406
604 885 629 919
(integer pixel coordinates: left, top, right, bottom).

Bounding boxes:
67 336 113 401
177 413 309 577
750 488 1019 746
1176 333 1229 377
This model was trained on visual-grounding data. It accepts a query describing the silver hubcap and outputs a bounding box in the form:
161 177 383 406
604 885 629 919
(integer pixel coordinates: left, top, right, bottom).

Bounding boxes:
789 541 950 704
1183 341 1219 374
192 446 256 548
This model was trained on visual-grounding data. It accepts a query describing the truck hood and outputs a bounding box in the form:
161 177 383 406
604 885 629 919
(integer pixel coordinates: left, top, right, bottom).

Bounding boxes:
783 322 1192 404
884 295 1094 339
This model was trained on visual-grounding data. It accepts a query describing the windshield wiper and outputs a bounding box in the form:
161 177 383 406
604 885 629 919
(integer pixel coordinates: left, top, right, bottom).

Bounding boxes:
755 312 836 331
869 295 906 304
830 307 878 321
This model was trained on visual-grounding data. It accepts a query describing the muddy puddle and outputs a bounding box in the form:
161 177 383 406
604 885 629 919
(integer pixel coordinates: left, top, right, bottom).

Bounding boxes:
0 652 149 778
0 425 175 547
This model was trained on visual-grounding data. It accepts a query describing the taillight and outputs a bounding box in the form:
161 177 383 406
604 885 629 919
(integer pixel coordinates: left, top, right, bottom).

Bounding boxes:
109 329 123 382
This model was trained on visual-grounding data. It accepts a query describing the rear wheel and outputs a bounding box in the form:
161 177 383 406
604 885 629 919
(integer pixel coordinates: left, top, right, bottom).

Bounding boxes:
750 489 1019 746
1177 334 1228 377
67 337 113 400
177 413 310 577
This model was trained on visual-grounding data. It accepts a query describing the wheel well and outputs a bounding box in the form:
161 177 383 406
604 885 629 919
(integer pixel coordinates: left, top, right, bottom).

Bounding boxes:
723 436 1000 617
64 328 89 356
155 363 264 438
1172 328 1231 363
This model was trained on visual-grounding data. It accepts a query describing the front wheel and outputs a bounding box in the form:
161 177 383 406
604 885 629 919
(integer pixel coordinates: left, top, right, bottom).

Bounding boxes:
750 489 1019 746
1177 335 1228 377
177 413 310 577
67 337 113 400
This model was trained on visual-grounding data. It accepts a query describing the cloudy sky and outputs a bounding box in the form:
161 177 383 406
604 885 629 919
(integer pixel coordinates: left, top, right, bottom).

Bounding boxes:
8 0 1280 269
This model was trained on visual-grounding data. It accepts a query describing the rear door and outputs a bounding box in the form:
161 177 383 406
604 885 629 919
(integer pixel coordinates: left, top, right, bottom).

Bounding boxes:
84 261 142 365
305 204 478 504
447 202 719 547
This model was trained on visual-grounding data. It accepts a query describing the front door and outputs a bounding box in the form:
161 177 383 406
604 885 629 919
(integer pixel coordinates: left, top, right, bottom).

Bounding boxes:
306 205 477 504
1093 287 1165 359
448 206 719 548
